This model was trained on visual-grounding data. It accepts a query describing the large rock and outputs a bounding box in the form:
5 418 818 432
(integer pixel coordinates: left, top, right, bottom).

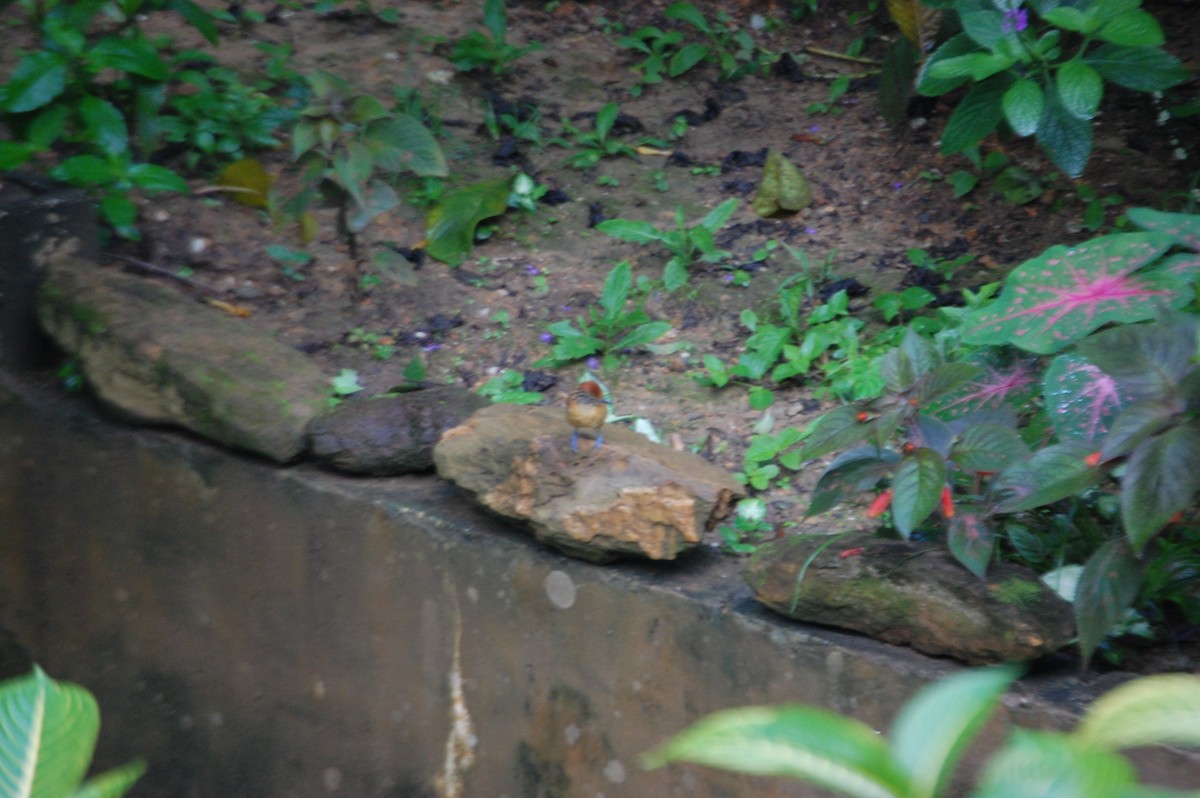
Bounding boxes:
744 531 1075 664
36 259 328 462
308 387 489 474
434 404 741 563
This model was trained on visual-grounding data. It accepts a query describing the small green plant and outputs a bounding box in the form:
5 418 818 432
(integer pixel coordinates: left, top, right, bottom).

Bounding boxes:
616 25 696 96
661 2 774 81
278 70 447 252
646 667 1200 798
916 0 1189 177
535 261 672 369
596 198 738 291
450 0 541 76
265 244 312 281
807 74 852 115
549 102 640 169
330 368 365 402
345 327 396 360
0 665 146 798
716 497 776 554
477 369 545 404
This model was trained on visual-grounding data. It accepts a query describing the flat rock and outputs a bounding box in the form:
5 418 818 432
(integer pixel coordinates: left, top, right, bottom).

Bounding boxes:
308 387 489 474
744 531 1075 665
433 404 742 563
36 259 327 462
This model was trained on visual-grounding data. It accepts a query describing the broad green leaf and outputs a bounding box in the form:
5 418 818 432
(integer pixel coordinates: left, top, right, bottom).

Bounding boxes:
891 666 1017 798
798 405 877 462
1120 422 1200 554
99 194 138 229
974 729 1135 798
1085 44 1189 92
752 150 812 216
595 219 664 245
1042 353 1124 444
891 448 946 538
27 105 68 150
346 179 400 232
1074 539 1143 667
916 34 978 96
1035 83 1092 177
613 321 672 352
1056 59 1102 120
1076 673 1200 751
669 43 710 77
917 362 983 404
947 508 994 579
0 141 34 169
599 261 631 319
927 51 1014 83
951 423 1029 473
1100 398 1179 461
1126 207 1200 252
1097 10 1164 46
1041 6 1095 32
482 0 507 40
992 441 1103 513
961 232 1176 354
1 51 68 112
1002 78 1044 137
1077 313 1199 399
643 705 910 798
808 447 898 516
940 75 1009 155
363 115 447 177
165 0 219 44
73 760 147 798
664 1 709 31
594 101 619 140
960 9 1006 48
125 163 189 193
348 94 389 124
217 158 273 207
663 258 689 292
51 155 115 187
700 197 738 231
90 33 169 80
425 176 513 265
0 666 100 798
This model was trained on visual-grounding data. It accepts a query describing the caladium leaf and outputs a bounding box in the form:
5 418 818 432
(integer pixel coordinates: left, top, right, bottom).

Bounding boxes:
961 232 1181 354
1075 538 1143 667
1042 353 1125 444
927 349 1040 420
891 448 946 538
1076 312 1200 400
991 441 1103 513
1127 206 1200 252
1121 421 1200 554
947 507 994 579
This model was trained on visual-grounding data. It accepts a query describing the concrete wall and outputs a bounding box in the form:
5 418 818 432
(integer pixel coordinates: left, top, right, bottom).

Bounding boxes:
0 373 1197 797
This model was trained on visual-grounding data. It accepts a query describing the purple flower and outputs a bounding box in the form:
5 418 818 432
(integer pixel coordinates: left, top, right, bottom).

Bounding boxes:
1002 7 1028 33
525 264 541 276
808 124 821 133
539 332 554 344
586 356 600 370
891 180 904 190
804 226 818 236
422 343 442 352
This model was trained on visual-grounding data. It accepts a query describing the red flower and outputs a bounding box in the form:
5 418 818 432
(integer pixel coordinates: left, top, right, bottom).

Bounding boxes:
866 489 893 518
940 485 955 518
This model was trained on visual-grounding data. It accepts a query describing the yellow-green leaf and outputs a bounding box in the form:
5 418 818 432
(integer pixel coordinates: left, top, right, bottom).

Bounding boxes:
752 150 812 217
216 158 273 208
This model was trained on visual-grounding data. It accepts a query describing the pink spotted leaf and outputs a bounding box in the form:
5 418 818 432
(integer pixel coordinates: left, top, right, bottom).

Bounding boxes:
961 232 1184 354
1042 353 1126 444
947 507 994 579
927 348 1040 419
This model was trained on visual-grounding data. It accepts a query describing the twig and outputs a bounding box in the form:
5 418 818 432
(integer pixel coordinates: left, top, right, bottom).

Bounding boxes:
107 253 223 296
802 45 881 66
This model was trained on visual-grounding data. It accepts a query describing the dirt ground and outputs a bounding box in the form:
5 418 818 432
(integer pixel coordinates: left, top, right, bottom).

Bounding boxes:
12 3 1200 587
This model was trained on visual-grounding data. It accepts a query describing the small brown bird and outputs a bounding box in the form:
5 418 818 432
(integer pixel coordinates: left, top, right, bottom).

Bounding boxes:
566 380 610 451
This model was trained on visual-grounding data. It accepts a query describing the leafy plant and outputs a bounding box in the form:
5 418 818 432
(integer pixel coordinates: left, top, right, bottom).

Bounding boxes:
0 666 145 798
450 0 541 76
596 198 738 291
646 666 1200 798
549 102 640 169
616 25 697 96
477 369 545 404
796 209 1200 663
716 497 776 554
660 2 773 81
535 261 672 369
278 70 447 252
916 0 1189 177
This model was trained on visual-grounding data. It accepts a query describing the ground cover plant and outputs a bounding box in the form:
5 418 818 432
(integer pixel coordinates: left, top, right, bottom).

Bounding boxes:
1 0 1198 668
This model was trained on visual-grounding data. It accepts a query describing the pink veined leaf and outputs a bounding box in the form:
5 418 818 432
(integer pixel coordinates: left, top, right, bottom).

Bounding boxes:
961 232 1183 354
927 350 1039 419
1127 207 1200 254
1043 353 1126 444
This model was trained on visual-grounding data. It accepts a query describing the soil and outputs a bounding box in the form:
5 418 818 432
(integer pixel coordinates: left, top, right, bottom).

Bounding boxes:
7 1 1200 669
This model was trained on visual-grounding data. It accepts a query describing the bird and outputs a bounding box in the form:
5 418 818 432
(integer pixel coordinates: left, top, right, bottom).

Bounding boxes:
566 380 610 451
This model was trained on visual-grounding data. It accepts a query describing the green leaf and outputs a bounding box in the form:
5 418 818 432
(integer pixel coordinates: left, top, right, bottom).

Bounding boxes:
1076 673 1200 751
890 665 1017 798
613 321 671 352
940 75 1009 156
1077 313 1199 399
1085 44 1189 92
1097 10 1164 46
916 34 979 97
891 448 946 538
594 101 619 140
663 258 689 292
1036 82 1093 177
808 448 897 516
0 666 100 798
599 261 631 319
482 0 507 40
798 405 876 462
1056 59 1103 120
90 33 169 80
363 115 447 177
1041 6 1095 33
51 155 116 187
926 51 1014 82
1042 353 1124 444
73 760 147 798
699 197 738 232
669 43 710 77
991 441 1104 513
947 508 994 579
1 51 68 112
125 163 189 193
165 0 220 44
1074 539 1143 667
1120 422 1200 554
595 218 664 245
974 729 1135 798
1002 78 1044 137
878 37 918 125
951 423 1029 473
643 705 911 798
752 150 812 216
425 176 513 265
1100 398 1178 461
960 9 1006 48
